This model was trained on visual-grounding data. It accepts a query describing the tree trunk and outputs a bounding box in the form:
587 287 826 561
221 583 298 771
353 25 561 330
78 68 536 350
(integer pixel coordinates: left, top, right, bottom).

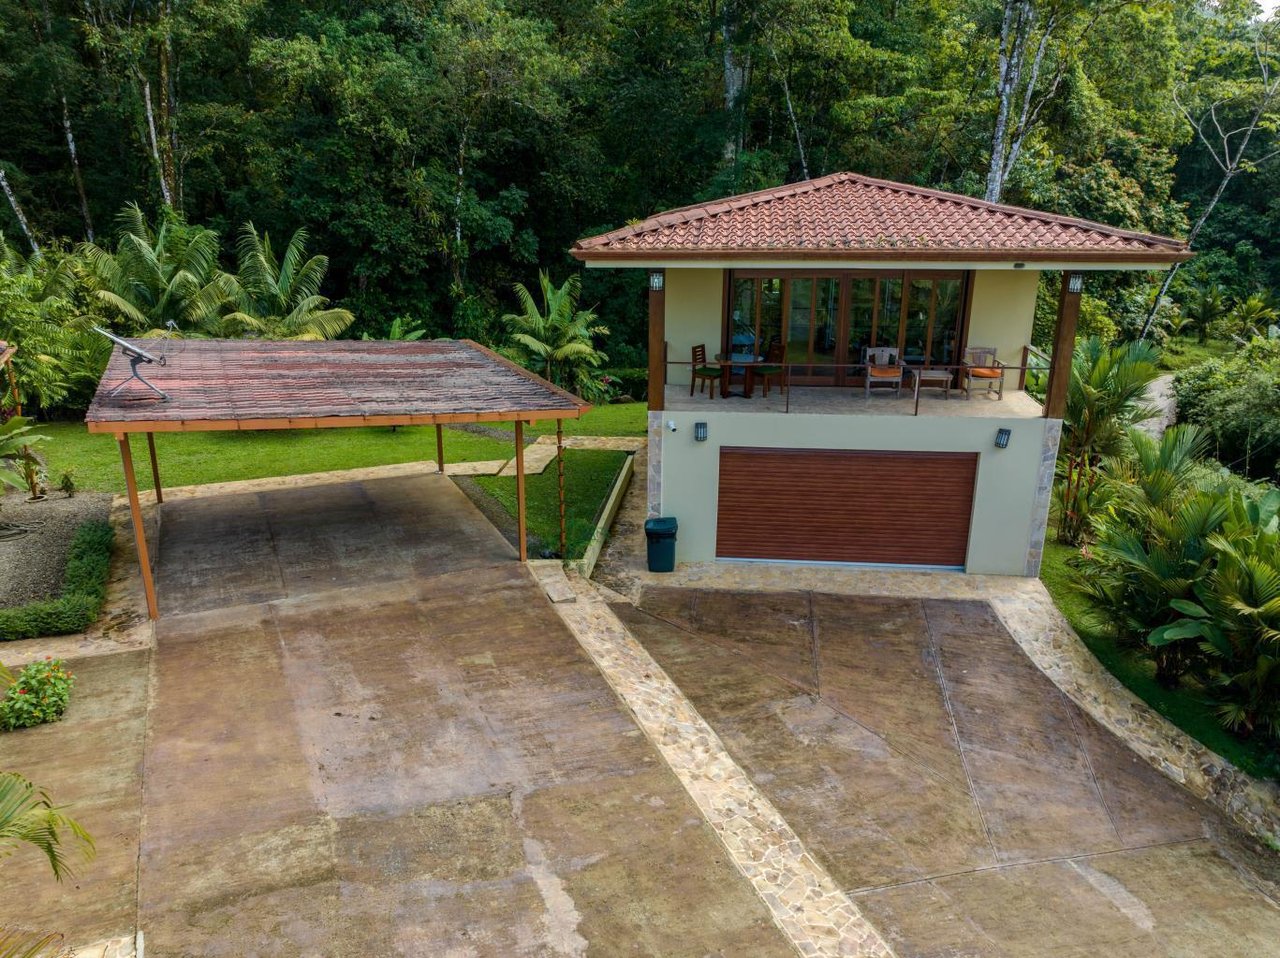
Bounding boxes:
158 2 181 210
771 44 808 179
721 4 746 162
0 166 39 256
985 0 1032 203
139 74 173 208
60 95 94 241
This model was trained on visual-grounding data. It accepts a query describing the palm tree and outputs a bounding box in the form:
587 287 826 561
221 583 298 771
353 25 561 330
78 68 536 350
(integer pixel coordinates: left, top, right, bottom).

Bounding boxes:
1056 337 1161 544
0 770 94 881
1225 293 1277 343
215 224 353 341
1184 283 1227 345
502 272 608 401
78 204 228 335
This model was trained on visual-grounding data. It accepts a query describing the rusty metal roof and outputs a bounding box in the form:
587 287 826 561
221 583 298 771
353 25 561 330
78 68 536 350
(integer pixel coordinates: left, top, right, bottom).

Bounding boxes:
572 172 1191 265
85 338 590 433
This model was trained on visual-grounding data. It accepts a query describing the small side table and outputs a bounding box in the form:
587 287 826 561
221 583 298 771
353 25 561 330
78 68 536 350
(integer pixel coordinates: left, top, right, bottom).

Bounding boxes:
912 367 953 401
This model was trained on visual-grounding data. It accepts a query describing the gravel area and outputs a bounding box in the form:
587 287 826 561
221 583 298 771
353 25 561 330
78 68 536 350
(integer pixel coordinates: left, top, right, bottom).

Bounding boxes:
0 490 112 607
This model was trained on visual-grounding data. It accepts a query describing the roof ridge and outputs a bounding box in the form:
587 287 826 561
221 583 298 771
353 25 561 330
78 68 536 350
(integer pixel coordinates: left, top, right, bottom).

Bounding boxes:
837 173 1186 250
573 173 855 250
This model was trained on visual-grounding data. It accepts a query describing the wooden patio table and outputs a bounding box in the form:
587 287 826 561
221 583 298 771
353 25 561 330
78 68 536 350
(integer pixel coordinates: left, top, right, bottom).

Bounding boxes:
910 366 954 401
714 352 764 398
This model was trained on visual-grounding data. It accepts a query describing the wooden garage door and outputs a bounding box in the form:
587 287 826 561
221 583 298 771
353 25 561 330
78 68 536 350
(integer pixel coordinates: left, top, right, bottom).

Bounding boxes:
716 448 978 566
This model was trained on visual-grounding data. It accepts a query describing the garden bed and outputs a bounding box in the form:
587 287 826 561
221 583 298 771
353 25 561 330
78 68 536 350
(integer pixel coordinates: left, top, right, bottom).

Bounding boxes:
0 491 111 606
1040 541 1278 781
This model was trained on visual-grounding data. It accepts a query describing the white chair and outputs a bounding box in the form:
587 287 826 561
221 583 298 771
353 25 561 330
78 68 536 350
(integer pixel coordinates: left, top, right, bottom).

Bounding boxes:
862 346 903 399
962 346 1006 400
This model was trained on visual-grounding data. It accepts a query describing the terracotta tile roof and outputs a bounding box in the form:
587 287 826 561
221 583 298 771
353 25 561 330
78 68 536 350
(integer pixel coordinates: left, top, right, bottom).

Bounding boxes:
572 172 1190 265
85 338 589 432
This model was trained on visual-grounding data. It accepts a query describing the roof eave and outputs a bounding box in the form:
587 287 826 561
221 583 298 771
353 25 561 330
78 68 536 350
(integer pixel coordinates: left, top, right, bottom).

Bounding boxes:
570 247 1193 267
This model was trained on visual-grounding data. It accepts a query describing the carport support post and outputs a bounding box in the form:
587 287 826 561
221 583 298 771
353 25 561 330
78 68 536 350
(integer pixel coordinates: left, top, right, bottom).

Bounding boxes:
146 432 163 503
556 420 566 556
118 433 159 620
435 424 445 474
515 420 528 561
1044 272 1083 420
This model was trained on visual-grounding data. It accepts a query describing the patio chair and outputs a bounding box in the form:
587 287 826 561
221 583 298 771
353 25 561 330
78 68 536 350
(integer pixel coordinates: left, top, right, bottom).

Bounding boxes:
690 343 720 398
862 346 903 399
962 346 1006 400
749 339 786 398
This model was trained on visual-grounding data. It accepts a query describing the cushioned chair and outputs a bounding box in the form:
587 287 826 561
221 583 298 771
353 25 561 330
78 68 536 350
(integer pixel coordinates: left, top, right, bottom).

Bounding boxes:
690 343 720 399
862 346 903 399
962 346 1006 400
749 340 786 398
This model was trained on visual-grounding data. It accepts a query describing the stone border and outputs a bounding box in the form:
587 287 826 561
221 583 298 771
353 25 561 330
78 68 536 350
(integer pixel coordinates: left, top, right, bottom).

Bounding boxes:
1024 418 1061 576
531 563 896 958
569 453 634 580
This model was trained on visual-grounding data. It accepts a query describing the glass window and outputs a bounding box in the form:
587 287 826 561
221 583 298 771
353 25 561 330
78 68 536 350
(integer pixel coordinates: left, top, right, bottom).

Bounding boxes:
758 278 783 358
930 278 962 366
876 277 903 350
813 278 839 374
903 278 932 365
787 279 813 366
849 278 874 367
730 278 756 357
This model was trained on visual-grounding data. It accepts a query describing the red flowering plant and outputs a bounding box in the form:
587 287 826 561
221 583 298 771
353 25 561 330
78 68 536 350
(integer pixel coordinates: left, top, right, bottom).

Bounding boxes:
0 657 75 731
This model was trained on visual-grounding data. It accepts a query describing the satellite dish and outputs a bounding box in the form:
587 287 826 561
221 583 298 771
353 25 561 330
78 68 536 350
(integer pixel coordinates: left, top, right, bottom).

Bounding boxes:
94 325 170 400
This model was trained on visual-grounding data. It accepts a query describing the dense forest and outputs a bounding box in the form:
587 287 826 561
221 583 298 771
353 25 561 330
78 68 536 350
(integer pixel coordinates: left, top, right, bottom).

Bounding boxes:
1 0 1279 368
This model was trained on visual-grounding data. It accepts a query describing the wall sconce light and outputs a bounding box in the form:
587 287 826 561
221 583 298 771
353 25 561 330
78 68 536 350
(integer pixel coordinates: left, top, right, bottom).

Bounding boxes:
648 271 665 292
694 422 708 442
995 428 1012 449
1013 262 1026 269
1067 273 1084 294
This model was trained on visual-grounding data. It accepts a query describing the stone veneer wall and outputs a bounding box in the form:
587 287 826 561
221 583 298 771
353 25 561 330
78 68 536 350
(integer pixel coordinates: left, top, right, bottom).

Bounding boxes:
1024 417 1062 576
647 411 663 519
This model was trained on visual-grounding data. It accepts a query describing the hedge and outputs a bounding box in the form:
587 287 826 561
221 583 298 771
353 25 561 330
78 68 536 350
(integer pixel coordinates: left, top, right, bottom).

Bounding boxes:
0 519 114 641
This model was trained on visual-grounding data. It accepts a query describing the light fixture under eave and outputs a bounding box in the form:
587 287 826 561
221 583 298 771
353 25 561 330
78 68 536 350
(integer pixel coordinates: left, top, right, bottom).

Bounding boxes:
995 428 1012 449
1067 273 1084 294
648 271 665 292
694 422 708 442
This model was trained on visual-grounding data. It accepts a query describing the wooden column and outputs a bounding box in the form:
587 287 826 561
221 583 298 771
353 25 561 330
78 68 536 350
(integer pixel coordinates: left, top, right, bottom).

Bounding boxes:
556 419 566 556
118 434 159 620
647 270 666 412
146 432 163 504
1043 272 1083 420
435 424 445 474
514 420 527 562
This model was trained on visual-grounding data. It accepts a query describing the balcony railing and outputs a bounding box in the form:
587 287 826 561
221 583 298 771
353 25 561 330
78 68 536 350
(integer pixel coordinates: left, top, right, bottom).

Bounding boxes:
662 356 1048 417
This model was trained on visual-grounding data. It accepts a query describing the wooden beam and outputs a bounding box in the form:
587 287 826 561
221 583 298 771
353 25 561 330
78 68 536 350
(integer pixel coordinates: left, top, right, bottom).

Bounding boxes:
1044 272 1083 419
435 424 445 474
514 420 528 562
647 270 666 412
85 406 592 435
118 434 158 620
556 419 566 556
146 432 163 504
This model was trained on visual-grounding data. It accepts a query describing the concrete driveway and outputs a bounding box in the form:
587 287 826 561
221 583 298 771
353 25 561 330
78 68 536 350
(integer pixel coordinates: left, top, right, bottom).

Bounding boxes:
617 587 1280 958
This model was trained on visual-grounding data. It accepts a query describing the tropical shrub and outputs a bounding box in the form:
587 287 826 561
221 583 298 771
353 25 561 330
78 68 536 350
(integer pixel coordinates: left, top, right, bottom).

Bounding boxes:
0 417 50 504
0 771 94 877
0 660 75 731
1055 337 1160 544
1173 337 1280 480
0 520 114 642
502 272 610 402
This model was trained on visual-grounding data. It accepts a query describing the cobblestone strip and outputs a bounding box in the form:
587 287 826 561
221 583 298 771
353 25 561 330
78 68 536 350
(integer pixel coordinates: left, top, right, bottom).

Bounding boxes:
531 564 896 958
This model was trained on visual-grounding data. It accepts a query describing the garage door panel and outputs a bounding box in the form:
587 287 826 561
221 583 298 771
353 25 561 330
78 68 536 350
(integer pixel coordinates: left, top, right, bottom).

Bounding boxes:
716 448 977 566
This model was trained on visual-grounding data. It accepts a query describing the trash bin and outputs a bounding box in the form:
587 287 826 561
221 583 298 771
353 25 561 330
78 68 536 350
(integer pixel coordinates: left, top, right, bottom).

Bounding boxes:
644 517 678 573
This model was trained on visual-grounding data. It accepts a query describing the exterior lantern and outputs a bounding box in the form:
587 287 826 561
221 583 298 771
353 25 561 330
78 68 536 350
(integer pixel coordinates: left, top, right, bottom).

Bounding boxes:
1067 273 1084 294
694 422 708 442
648 271 665 292
995 428 1012 449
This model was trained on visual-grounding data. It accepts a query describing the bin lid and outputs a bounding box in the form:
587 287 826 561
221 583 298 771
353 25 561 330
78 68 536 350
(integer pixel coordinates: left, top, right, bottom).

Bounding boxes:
644 517 678 535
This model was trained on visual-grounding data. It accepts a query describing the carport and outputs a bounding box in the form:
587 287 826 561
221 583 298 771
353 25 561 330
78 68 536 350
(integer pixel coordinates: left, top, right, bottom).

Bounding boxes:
85 338 590 619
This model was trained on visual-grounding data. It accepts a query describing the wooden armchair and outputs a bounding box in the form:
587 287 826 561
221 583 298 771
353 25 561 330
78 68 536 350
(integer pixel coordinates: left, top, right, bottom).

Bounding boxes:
862 346 903 398
690 343 720 398
962 346 1006 400
749 340 786 398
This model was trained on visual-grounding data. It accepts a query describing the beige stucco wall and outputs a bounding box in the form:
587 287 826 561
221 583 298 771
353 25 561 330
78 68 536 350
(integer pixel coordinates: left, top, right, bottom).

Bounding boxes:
966 269 1041 371
663 269 723 388
654 409 1050 575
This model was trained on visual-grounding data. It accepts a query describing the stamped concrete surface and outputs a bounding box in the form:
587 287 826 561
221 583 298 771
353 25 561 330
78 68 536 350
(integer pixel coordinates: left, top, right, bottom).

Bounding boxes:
617 586 1280 958
136 475 790 957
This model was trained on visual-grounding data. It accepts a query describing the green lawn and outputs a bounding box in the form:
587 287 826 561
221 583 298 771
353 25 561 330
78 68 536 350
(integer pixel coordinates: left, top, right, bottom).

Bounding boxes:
37 421 513 493
475 449 629 559
1040 541 1277 780
495 402 647 438
1158 336 1233 372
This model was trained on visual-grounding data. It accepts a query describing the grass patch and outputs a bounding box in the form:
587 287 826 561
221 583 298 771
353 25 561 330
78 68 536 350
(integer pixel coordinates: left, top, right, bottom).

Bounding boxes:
38 422 512 493
493 403 646 438
1158 337 1233 372
474 449 629 559
0 519 114 641
1040 541 1278 780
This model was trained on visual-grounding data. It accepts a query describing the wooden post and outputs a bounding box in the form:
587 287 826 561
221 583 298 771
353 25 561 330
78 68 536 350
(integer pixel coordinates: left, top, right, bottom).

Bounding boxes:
556 419 566 556
1043 272 1083 420
435 423 445 474
648 270 665 412
514 420 528 562
118 434 159 620
146 432 163 504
